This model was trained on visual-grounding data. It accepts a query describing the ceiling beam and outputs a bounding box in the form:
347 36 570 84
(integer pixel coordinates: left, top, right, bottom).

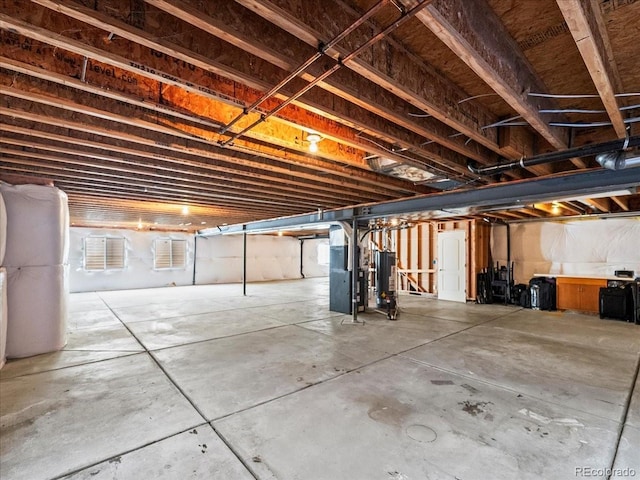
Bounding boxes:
25 0 485 179
531 202 569 217
202 167 640 234
0 80 412 198
0 132 367 205
0 108 397 205
0 15 408 175
0 144 361 208
557 202 586 215
583 197 611 213
0 155 316 215
1 56 386 173
611 196 629 211
519 208 547 219
557 0 626 138
232 0 511 154
409 0 588 171
64 194 260 229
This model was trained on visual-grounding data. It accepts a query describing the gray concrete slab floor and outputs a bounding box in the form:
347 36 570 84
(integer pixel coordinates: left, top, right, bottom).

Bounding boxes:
403 324 638 422
611 425 640 478
1 279 639 480
215 356 621 480
126 309 287 350
0 355 202 480
625 369 640 428
152 325 369 420
61 426 254 480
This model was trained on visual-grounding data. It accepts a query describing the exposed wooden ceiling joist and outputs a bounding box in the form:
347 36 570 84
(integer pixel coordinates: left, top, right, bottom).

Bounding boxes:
1 0 639 230
410 0 590 170
23 0 485 179
557 0 627 138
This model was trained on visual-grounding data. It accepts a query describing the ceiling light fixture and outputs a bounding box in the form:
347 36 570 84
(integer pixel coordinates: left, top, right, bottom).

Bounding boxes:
181 205 189 215
306 133 322 153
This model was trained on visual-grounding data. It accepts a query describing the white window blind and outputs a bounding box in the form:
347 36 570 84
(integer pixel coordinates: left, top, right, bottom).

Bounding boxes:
154 238 186 270
84 236 125 271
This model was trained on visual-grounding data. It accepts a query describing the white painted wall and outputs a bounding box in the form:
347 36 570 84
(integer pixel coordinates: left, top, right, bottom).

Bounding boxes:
194 235 302 284
301 238 329 278
70 229 329 292
69 228 194 292
491 218 640 284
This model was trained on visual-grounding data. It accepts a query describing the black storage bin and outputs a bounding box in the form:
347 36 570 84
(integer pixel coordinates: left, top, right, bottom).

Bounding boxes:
529 277 556 311
600 285 634 321
511 284 528 306
632 281 640 325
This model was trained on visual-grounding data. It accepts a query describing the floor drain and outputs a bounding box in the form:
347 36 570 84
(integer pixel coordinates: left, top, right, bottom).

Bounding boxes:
406 424 437 443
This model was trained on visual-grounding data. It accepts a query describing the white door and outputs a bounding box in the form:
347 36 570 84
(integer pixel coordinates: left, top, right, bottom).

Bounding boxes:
437 230 466 303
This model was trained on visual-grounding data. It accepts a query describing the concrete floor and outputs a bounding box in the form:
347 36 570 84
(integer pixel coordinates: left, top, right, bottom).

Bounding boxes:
1 278 639 480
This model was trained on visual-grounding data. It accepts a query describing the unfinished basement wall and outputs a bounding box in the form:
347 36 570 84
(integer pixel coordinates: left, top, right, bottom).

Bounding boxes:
69 230 328 292
68 228 194 292
372 222 436 294
300 238 330 278
194 234 316 284
491 218 640 284
371 220 490 300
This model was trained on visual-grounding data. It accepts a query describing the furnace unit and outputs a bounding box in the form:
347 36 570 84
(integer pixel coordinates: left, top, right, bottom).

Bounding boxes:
329 225 366 314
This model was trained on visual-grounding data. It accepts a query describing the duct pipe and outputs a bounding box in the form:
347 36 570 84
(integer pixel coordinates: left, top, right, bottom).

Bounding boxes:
595 151 640 170
468 135 640 176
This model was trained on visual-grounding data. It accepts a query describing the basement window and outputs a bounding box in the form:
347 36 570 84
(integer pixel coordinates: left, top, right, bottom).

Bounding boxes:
154 238 187 270
84 236 125 271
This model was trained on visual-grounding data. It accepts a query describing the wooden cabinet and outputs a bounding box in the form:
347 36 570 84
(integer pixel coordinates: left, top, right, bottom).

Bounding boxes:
556 277 607 313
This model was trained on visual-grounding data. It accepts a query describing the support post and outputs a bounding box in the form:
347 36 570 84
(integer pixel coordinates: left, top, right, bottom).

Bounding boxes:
351 216 359 323
299 239 305 278
506 223 511 302
243 228 247 296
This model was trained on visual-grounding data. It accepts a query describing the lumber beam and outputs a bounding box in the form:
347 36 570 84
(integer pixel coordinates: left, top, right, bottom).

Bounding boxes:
0 139 361 207
25 0 484 178
0 76 414 197
407 0 588 172
232 0 511 156
611 196 629 211
583 197 611 212
557 0 626 138
0 152 315 211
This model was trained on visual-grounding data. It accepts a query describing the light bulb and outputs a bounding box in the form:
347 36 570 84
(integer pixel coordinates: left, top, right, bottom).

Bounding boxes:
306 133 322 153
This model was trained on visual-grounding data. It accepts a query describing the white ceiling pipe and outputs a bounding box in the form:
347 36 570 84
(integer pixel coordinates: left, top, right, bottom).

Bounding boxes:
596 151 640 170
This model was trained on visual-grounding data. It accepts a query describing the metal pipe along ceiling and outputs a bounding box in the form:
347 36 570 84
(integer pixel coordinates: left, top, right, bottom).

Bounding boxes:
467 135 640 176
596 151 640 170
219 0 389 137
219 0 431 147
